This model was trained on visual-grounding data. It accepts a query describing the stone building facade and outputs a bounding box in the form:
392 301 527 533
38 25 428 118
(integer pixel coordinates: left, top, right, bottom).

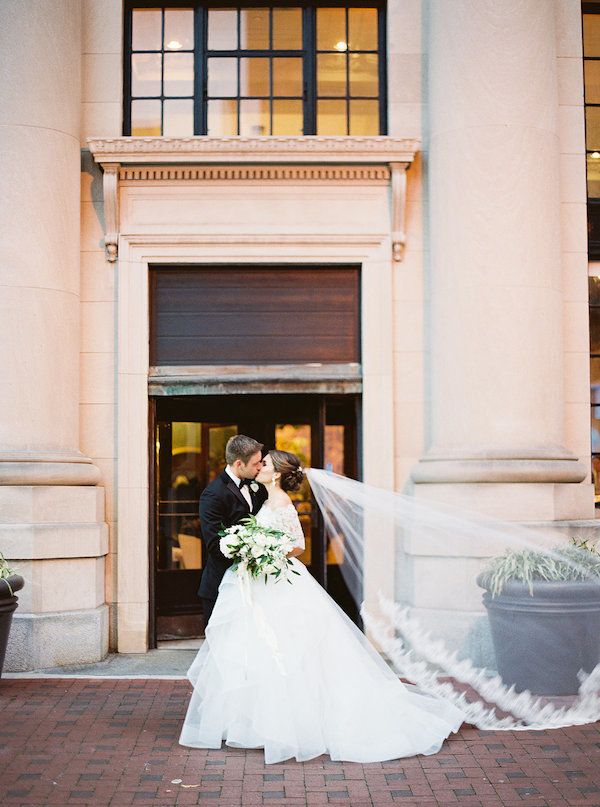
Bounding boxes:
0 0 595 670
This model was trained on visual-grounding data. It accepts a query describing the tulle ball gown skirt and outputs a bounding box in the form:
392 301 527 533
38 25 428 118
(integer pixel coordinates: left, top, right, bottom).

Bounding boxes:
179 559 464 764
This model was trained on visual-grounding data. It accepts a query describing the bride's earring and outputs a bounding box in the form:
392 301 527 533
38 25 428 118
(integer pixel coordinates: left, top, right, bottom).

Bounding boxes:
271 472 280 488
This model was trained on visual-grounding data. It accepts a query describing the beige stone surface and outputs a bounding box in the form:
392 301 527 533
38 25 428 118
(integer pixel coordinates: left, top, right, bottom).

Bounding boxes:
117 602 150 654
80 353 116 405
415 0 590 517
555 0 584 58
557 57 585 105
81 302 117 353
83 0 123 55
82 102 122 140
93 459 116 524
0 523 108 561
388 103 422 139
561 201 588 252
563 253 591 301
388 0 421 55
0 0 81 137
560 153 588 202
0 0 109 669
82 53 122 105
0 486 105 524
393 352 425 404
80 404 116 460
80 252 116 303
558 105 586 153
388 54 421 104
15 557 105 613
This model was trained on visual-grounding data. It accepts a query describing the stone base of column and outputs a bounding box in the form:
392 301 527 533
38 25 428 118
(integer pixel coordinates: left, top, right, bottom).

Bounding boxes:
411 448 594 520
0 485 109 671
5 605 109 672
0 451 101 486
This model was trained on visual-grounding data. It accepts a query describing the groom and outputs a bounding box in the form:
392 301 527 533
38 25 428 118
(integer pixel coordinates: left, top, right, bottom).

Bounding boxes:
198 434 268 628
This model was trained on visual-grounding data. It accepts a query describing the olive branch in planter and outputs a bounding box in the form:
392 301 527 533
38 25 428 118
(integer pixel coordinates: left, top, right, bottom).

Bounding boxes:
478 538 600 598
0 551 16 596
476 537 600 697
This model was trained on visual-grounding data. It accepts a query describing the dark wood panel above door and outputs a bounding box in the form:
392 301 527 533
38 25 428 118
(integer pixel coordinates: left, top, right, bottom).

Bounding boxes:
150 265 361 366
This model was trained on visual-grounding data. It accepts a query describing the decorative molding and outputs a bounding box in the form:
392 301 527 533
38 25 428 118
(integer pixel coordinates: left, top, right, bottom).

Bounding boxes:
148 362 363 396
89 136 419 263
390 162 408 262
88 135 419 164
411 447 589 484
101 162 120 262
119 165 390 183
149 362 362 378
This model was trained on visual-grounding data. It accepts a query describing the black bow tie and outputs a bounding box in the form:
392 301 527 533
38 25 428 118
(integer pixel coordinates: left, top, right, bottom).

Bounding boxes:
239 478 252 489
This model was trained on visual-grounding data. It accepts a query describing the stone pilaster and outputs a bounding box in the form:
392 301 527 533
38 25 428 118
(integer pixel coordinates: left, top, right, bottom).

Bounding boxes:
413 0 593 521
0 0 108 669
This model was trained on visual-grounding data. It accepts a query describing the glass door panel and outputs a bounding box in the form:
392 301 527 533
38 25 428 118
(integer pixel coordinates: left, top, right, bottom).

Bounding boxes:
155 420 237 641
151 394 360 644
275 423 312 566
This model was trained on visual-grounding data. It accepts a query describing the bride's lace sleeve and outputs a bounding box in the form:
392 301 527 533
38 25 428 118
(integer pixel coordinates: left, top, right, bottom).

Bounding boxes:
277 505 305 550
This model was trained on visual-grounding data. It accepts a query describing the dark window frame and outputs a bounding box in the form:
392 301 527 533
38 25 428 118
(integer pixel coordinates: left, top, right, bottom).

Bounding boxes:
123 0 388 136
582 2 600 259
589 276 600 506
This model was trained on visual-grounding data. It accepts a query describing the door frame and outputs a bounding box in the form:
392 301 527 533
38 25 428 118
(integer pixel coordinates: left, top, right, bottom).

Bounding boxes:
148 393 361 647
116 234 395 654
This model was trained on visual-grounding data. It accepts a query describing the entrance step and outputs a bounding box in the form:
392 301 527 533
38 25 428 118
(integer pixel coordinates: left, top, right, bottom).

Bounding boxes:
2 647 202 679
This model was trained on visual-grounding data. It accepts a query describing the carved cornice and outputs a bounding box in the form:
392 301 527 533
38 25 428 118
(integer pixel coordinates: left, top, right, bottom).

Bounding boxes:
88 135 419 165
119 165 390 182
88 136 419 263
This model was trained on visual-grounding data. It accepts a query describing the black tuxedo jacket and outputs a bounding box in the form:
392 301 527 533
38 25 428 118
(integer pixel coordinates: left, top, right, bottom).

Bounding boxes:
197 469 268 601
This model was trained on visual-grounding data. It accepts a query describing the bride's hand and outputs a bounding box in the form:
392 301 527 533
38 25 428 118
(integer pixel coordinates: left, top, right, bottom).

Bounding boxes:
286 547 303 559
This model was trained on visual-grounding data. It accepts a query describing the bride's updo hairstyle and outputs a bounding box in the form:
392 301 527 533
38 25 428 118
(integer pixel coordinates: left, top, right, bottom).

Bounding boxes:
269 450 305 492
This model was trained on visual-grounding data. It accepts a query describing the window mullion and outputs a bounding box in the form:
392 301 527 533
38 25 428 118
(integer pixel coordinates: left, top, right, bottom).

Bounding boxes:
378 3 388 135
303 6 317 135
194 5 205 134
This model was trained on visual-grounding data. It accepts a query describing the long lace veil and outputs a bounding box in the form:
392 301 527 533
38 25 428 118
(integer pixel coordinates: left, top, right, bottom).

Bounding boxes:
306 468 600 730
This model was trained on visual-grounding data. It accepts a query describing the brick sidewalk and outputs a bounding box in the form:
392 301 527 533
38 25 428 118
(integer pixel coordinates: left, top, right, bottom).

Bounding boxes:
0 679 599 807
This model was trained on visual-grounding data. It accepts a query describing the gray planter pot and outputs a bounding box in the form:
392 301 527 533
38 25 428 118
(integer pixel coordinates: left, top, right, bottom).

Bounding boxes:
0 574 24 678
476 574 600 695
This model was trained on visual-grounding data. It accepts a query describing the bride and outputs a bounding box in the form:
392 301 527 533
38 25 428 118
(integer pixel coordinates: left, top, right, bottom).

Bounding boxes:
179 449 465 764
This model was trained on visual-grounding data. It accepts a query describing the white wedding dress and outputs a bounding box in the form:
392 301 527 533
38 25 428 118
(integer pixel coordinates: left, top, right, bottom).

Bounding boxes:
179 503 464 763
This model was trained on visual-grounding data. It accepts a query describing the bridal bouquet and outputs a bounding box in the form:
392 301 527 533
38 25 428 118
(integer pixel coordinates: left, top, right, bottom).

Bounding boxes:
219 516 301 585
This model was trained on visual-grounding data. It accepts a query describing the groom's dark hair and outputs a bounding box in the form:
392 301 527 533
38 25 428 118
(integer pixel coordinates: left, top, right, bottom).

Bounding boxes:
225 434 263 465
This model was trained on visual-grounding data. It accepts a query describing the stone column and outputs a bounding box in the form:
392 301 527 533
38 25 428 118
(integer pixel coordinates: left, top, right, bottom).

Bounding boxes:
0 0 108 669
413 0 593 520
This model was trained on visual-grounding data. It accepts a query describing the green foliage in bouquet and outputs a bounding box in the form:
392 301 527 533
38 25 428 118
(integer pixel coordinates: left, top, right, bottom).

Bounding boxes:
219 515 302 584
479 538 600 598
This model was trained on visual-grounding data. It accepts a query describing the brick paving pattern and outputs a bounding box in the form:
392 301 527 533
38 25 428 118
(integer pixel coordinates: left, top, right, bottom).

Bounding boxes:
0 679 599 806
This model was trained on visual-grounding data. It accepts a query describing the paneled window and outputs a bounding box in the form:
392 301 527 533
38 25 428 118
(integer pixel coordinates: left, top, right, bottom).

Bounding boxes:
585 5 600 505
584 4 600 257
125 2 387 136
589 276 600 504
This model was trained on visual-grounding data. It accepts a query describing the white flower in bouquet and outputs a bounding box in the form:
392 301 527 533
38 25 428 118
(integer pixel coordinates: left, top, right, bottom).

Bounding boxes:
218 516 302 585
219 532 243 558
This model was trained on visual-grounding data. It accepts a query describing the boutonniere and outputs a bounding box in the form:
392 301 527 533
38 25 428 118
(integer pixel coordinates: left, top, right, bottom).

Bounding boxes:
250 482 259 493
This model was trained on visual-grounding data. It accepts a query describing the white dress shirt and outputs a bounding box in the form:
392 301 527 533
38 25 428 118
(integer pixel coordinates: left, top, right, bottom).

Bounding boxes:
225 465 252 509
